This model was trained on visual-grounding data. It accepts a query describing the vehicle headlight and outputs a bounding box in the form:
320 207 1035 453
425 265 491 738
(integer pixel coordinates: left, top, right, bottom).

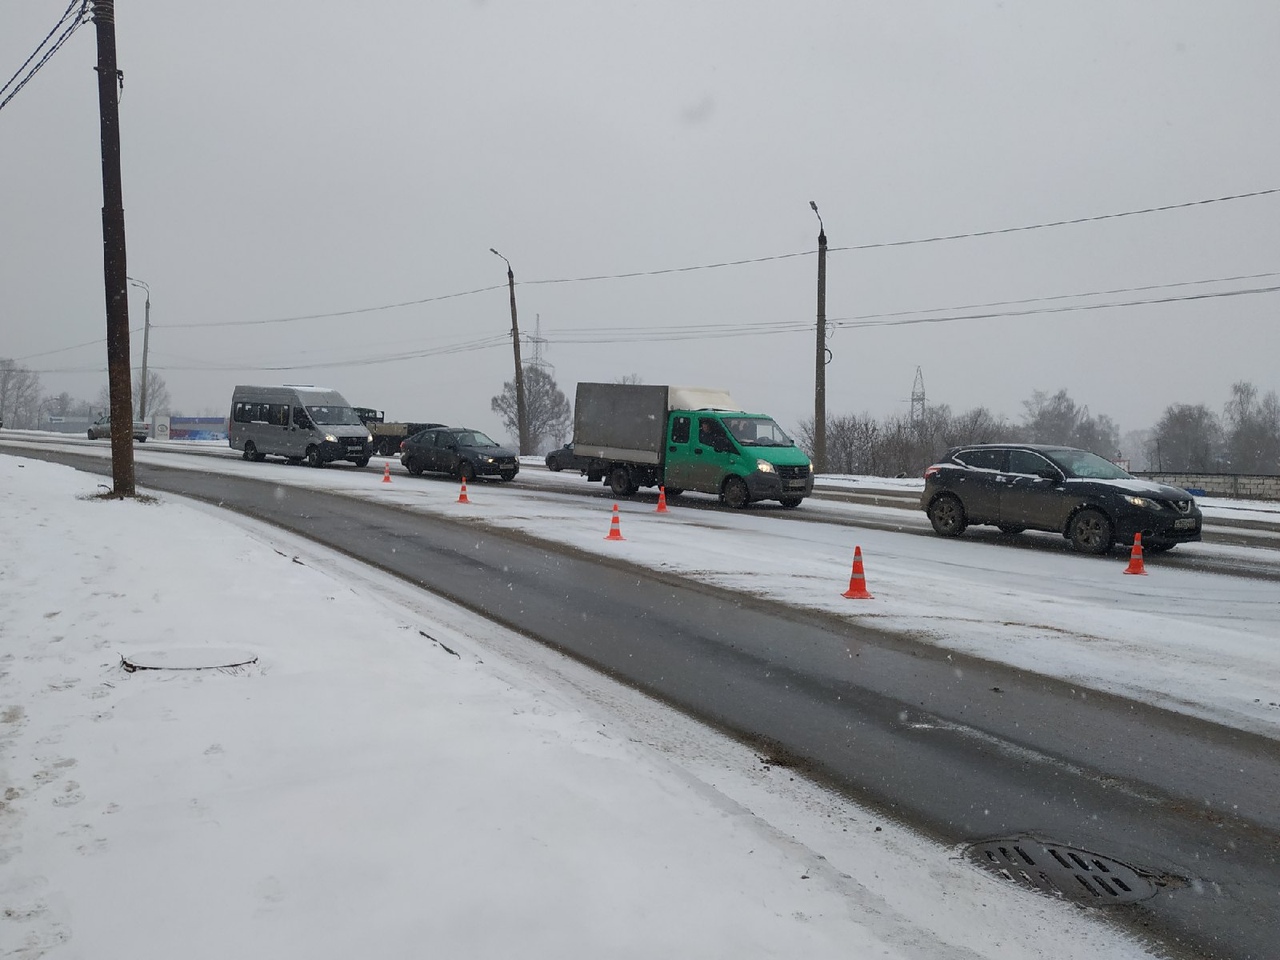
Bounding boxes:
483 456 495 464
1123 495 1161 511
366 433 373 443
324 434 337 443
755 459 776 474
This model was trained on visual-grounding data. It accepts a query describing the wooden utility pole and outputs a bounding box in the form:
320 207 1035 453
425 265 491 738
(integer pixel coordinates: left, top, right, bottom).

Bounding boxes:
810 201 828 475
93 0 136 495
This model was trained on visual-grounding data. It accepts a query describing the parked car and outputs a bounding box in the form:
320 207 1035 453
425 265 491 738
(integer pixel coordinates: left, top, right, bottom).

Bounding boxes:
87 414 148 442
920 443 1202 555
400 427 519 482
544 442 595 473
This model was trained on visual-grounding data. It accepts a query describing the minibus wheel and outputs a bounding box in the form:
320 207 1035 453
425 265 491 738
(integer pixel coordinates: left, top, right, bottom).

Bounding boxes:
306 446 324 468
721 476 750 509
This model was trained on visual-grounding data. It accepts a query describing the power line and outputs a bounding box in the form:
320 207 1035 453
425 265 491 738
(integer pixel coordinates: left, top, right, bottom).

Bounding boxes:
828 188 1280 253
153 284 507 329
0 1 90 113
144 187 1280 330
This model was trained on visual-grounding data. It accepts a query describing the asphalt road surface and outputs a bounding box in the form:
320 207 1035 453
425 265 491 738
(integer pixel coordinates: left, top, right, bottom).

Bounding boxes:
9 446 1280 959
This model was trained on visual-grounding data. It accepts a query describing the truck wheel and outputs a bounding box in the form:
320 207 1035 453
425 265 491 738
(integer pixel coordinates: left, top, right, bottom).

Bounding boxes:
352 457 370 468
609 466 635 498
779 496 802 508
721 476 750 509
306 445 324 468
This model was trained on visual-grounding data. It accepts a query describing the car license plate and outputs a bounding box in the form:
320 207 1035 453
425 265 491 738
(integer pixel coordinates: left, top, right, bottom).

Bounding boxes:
787 480 807 490
1174 518 1196 530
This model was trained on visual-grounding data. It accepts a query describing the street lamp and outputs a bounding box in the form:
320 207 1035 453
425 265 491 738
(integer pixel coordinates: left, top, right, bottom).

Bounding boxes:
489 248 529 455
127 276 151 423
810 201 827 475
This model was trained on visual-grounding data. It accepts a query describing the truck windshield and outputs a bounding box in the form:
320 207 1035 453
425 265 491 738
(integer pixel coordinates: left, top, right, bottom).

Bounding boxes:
305 405 364 427
723 417 793 447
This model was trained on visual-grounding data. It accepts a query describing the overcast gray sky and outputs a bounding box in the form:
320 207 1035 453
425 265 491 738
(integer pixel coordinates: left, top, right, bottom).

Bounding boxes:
4 0 1279 445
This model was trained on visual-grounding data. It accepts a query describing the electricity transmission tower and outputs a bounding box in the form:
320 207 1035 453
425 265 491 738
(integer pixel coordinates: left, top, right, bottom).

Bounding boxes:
909 367 926 425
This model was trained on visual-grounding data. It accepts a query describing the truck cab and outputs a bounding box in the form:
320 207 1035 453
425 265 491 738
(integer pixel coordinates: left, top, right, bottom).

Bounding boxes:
664 410 812 508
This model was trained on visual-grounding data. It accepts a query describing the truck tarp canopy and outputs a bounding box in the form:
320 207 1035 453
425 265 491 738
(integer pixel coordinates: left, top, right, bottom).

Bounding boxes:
667 385 736 411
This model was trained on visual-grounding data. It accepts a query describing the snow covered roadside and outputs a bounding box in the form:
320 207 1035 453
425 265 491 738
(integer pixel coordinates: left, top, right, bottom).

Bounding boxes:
0 455 1158 958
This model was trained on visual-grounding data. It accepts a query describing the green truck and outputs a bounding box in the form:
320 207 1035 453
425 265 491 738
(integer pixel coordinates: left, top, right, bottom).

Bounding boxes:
572 382 813 508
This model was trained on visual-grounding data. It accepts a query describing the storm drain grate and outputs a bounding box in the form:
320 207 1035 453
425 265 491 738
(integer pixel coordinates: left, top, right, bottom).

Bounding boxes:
965 836 1159 905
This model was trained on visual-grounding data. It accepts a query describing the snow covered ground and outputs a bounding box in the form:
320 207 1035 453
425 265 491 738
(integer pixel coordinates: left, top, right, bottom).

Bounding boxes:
2 442 1277 957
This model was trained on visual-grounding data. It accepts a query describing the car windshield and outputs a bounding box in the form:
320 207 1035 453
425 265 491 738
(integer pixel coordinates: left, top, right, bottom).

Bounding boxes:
722 417 793 447
452 431 498 447
1044 448 1134 480
305 405 364 427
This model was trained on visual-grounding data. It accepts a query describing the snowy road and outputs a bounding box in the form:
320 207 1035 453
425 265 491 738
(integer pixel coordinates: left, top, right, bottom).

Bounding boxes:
5 437 1280 958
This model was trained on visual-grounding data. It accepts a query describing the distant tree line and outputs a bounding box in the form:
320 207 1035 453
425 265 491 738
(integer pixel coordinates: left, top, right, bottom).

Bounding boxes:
0 357 173 430
8 355 1277 477
798 381 1279 478
1148 381 1280 473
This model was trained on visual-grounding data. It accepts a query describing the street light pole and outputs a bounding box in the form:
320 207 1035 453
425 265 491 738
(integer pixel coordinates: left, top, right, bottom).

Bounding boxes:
810 201 827 475
128 277 150 422
489 248 529 455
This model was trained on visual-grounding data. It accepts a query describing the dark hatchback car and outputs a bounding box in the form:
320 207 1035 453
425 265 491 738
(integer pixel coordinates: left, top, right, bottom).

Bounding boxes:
921 443 1202 554
400 427 519 482
544 442 596 473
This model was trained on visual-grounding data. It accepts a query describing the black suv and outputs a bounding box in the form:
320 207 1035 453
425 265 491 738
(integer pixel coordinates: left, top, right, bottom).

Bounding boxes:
400 427 519 482
921 444 1202 554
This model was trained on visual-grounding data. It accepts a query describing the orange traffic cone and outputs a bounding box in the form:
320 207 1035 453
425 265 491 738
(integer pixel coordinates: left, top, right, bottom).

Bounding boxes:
382 462 392 484
457 479 471 504
841 546 874 599
655 486 669 513
605 503 625 540
1123 532 1147 575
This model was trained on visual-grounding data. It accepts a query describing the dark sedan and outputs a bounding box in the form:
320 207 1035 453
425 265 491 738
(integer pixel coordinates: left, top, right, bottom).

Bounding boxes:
400 426 519 482
544 442 596 473
921 443 1202 554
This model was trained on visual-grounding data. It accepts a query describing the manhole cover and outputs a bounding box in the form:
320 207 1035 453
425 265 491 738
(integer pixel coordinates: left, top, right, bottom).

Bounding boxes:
121 649 257 672
966 836 1159 905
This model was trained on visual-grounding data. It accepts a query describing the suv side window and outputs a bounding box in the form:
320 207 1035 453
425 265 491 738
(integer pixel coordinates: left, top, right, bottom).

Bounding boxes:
956 448 1005 471
1007 449 1054 476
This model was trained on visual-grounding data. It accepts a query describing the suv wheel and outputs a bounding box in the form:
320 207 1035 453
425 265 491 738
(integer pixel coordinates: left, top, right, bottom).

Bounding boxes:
1068 508 1113 555
927 494 967 537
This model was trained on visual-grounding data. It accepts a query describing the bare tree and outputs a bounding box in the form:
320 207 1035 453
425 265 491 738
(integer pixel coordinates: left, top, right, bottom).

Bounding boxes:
1222 380 1280 474
1147 404 1222 471
134 370 171 419
491 365 571 453
0 359 43 429
1020 388 1118 454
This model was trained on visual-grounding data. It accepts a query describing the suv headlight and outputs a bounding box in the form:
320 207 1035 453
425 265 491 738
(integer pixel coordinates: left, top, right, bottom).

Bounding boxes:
755 459 776 474
1123 495 1162 511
